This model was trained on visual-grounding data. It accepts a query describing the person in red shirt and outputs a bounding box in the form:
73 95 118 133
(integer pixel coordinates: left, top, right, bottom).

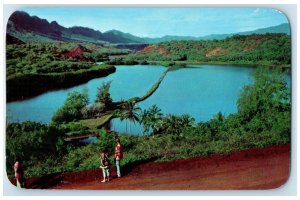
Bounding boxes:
114 138 123 178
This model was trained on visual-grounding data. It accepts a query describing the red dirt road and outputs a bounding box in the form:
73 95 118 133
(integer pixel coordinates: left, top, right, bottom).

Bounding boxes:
25 144 290 190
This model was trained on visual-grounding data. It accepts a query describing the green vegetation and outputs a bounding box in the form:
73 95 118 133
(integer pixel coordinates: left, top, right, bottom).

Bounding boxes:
6 67 290 180
7 64 115 102
6 42 132 101
80 114 114 130
6 122 67 178
52 91 89 123
60 122 91 137
139 105 163 136
118 34 291 67
95 81 113 109
119 101 142 133
7 43 93 76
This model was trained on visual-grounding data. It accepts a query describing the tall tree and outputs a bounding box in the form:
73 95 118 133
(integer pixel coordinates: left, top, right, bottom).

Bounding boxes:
95 81 113 110
145 105 163 137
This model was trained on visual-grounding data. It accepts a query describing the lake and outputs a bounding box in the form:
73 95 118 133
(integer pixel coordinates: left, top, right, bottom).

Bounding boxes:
7 64 260 135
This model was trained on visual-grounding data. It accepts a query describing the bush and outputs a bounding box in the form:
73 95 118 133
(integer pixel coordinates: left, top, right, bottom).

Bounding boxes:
6 122 66 177
52 91 89 123
96 128 116 154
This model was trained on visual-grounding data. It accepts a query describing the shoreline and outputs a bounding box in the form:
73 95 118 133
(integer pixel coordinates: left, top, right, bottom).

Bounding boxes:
145 60 291 69
6 65 116 102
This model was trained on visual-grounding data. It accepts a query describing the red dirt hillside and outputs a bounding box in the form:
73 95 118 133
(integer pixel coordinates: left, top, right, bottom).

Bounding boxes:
243 35 269 51
19 144 290 190
139 45 172 56
206 47 224 57
62 44 91 61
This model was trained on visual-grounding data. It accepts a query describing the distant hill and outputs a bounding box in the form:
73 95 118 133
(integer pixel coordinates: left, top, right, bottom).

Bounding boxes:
6 11 290 44
123 34 291 66
198 23 291 40
102 30 146 43
144 23 291 42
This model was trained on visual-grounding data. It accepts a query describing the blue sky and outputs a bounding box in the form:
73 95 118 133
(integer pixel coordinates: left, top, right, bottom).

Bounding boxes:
19 7 289 37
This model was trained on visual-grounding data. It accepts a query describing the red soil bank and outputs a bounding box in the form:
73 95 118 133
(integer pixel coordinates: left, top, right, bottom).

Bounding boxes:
20 144 290 190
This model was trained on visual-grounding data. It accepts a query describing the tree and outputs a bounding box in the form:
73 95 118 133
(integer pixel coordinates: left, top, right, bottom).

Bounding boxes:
95 81 113 110
139 109 151 136
237 67 291 133
160 113 196 136
120 101 141 133
6 122 65 176
138 105 163 137
180 114 196 128
52 90 89 123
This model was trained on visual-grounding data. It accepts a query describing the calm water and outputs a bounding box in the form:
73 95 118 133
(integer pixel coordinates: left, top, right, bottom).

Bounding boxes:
7 64 260 135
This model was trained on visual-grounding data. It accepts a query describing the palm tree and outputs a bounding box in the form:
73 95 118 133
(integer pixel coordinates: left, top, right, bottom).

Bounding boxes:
121 101 141 133
163 114 179 134
181 114 196 128
147 105 163 137
162 114 195 135
139 109 151 136
138 105 163 137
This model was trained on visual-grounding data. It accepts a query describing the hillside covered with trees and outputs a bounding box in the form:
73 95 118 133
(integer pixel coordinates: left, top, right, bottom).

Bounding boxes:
118 33 290 66
6 42 130 101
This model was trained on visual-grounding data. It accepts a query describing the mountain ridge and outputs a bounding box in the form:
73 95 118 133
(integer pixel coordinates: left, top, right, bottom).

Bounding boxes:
7 11 290 44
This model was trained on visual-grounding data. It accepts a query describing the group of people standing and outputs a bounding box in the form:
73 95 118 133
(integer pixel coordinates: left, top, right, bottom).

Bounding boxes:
13 137 123 188
99 137 123 183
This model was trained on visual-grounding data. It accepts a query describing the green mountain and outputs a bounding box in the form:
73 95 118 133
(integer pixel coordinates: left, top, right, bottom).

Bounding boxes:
144 23 290 42
102 30 146 43
199 23 291 40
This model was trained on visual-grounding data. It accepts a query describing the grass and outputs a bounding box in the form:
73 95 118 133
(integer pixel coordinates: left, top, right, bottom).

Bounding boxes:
22 128 290 179
80 114 113 130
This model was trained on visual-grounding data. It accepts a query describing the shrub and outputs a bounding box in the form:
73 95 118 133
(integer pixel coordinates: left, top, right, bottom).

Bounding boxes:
6 122 66 177
52 90 89 123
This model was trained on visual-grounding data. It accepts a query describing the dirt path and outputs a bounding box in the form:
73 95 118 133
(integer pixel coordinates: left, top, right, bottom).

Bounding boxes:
25 144 290 190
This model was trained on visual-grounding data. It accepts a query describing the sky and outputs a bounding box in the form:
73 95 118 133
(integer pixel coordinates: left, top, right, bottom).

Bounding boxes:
19 7 289 38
